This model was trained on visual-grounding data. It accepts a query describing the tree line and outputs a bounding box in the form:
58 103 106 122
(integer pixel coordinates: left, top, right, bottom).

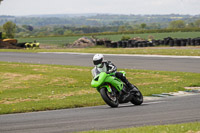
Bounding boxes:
1 14 200 26
1 19 200 38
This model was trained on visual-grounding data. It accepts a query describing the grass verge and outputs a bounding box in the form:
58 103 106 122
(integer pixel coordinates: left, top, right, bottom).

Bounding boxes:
0 47 200 56
0 62 200 114
16 31 200 44
80 122 200 133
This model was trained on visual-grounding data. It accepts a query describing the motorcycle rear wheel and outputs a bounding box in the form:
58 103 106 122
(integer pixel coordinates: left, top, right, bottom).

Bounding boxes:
130 86 143 105
100 87 119 108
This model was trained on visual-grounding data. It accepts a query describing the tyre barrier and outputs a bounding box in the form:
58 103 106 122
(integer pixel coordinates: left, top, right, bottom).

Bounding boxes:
96 37 200 48
96 40 105 45
16 43 26 48
104 40 154 48
9 42 31 48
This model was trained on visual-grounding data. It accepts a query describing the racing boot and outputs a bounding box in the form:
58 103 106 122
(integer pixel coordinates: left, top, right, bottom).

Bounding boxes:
115 72 138 92
126 82 138 93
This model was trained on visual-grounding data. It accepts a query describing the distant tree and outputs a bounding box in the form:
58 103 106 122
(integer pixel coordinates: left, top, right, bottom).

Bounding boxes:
55 28 65 35
169 20 185 29
22 25 34 31
186 22 195 28
140 23 147 29
3 21 16 38
148 23 161 29
118 26 126 32
194 19 200 28
0 0 3 4
132 24 141 30
110 21 124 26
126 25 134 31
64 30 73 35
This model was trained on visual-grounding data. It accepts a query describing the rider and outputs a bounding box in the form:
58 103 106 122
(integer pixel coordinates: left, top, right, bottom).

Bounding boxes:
92 54 136 91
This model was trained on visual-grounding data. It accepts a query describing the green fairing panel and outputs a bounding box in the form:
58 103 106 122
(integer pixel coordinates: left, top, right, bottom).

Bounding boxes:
91 71 124 92
91 72 107 88
104 76 123 92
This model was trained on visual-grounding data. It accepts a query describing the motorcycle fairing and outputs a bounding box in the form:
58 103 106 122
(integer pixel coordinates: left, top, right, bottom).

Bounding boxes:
91 72 123 92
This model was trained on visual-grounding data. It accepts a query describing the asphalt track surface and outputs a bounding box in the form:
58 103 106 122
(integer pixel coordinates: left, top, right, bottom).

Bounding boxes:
0 52 200 73
0 52 200 132
0 95 200 133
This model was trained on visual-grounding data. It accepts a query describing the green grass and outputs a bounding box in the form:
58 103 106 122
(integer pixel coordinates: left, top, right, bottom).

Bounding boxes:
0 47 200 56
0 62 200 114
17 36 81 46
16 31 200 46
80 122 200 133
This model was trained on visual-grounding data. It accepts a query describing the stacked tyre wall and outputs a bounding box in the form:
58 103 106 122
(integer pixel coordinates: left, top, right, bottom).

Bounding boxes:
11 42 40 48
97 37 200 48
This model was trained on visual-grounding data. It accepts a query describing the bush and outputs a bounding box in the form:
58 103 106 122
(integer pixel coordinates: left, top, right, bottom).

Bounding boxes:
121 35 131 41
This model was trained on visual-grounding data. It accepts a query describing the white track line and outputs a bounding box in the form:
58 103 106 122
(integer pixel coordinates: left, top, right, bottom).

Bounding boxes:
143 101 166 105
39 52 200 59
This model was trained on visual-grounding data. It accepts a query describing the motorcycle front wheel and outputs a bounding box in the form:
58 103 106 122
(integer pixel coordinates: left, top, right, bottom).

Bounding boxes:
100 87 119 108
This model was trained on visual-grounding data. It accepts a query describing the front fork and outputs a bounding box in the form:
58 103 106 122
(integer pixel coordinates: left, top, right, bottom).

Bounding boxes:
97 85 112 93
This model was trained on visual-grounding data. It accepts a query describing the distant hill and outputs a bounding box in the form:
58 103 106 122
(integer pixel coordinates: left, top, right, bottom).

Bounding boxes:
25 13 98 18
0 14 200 27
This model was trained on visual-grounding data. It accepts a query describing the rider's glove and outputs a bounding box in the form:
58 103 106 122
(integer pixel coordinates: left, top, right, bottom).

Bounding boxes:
106 71 111 74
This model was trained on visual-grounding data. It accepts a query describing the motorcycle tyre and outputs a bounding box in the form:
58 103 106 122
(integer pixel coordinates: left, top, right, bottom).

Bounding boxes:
130 88 143 105
100 87 119 108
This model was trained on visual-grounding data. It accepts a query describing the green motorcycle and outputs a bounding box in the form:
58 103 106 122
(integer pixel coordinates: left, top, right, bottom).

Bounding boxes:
91 68 143 107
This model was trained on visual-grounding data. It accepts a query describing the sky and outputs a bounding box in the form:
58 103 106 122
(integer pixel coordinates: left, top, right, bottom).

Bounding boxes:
0 0 200 16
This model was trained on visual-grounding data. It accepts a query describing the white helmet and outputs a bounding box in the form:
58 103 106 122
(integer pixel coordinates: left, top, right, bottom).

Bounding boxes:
93 54 104 67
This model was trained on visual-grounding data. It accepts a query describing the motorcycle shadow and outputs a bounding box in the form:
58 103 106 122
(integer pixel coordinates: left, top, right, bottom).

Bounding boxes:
100 103 147 109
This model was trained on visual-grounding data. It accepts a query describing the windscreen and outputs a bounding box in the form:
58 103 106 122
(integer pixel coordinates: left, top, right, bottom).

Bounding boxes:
91 68 100 78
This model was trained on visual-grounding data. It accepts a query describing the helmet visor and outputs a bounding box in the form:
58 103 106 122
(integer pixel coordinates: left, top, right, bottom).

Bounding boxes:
93 58 103 65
